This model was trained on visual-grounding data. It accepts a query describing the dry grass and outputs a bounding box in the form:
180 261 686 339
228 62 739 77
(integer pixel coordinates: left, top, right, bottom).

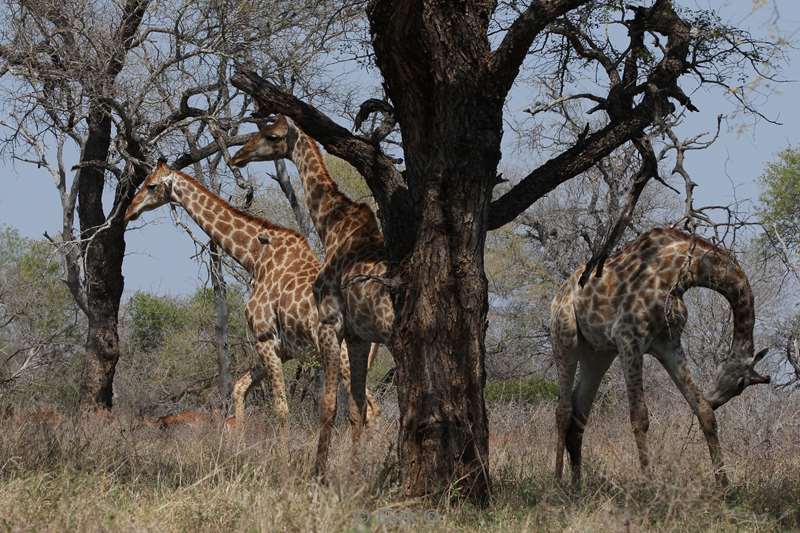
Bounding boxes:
1 394 798 532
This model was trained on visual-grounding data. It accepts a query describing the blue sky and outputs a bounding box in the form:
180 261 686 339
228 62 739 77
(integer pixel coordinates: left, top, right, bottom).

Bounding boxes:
1 0 799 297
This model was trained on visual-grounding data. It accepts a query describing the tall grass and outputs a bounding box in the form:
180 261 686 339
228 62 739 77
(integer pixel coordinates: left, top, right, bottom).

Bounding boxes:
1 393 798 532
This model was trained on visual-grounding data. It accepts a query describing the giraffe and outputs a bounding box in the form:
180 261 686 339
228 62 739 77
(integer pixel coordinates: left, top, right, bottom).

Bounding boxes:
123 161 378 427
550 227 770 486
231 115 394 475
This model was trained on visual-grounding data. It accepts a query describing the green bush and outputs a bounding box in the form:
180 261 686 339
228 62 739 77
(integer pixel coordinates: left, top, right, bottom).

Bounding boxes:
484 376 558 405
128 292 191 352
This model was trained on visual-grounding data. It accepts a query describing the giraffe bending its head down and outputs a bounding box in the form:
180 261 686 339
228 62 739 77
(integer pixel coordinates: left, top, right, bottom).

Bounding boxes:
550 227 769 486
124 161 379 425
231 115 394 477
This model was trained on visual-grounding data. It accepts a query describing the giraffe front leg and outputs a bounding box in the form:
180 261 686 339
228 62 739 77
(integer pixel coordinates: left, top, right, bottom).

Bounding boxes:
345 339 372 448
364 343 382 424
656 342 728 486
232 366 267 423
313 295 344 480
255 339 289 423
619 343 650 474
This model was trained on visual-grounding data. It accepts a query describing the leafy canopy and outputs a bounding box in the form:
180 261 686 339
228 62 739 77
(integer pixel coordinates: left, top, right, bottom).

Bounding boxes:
760 147 800 252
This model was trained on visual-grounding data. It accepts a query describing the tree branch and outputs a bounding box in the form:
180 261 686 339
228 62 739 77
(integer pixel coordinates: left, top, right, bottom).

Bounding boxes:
488 0 591 95
171 133 253 170
488 0 694 229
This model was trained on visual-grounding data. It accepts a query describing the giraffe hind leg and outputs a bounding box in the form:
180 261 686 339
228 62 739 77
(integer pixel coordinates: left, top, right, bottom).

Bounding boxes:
345 339 372 448
232 366 267 422
313 293 345 480
566 351 614 484
617 336 650 474
255 339 289 422
555 352 577 483
552 304 580 482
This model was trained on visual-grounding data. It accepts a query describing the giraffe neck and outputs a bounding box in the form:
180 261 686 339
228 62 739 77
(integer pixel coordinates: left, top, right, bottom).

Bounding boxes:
289 129 353 247
171 172 274 273
680 244 755 360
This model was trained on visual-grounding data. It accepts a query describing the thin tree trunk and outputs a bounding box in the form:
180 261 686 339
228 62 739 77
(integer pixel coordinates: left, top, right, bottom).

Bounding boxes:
73 0 150 411
76 107 126 410
209 241 232 406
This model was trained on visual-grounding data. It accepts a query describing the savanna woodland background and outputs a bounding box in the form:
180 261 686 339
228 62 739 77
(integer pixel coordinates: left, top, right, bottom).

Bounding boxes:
1 0 800 530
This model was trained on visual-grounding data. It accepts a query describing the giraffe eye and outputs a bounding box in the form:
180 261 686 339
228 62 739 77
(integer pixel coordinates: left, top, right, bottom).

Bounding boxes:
267 134 280 141
146 184 157 191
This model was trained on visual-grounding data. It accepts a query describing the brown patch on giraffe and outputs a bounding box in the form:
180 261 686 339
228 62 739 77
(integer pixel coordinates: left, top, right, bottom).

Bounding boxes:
294 285 305 300
232 230 250 248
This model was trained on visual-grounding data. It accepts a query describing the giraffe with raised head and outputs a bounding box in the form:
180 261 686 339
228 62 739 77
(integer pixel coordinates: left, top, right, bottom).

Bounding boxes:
231 115 394 476
124 161 378 426
550 227 770 486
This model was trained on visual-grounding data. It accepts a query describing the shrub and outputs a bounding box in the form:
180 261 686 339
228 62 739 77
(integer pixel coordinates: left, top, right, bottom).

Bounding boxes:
484 376 558 404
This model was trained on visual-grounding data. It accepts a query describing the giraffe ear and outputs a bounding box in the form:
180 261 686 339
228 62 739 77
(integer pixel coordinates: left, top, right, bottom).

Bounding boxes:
752 348 768 366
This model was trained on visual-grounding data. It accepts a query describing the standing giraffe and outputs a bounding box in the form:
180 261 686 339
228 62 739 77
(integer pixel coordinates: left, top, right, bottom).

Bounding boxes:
231 115 394 475
550 227 770 486
124 161 378 425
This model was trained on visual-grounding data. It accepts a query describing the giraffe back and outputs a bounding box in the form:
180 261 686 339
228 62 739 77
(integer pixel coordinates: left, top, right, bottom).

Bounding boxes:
554 228 743 351
248 230 322 357
314 205 394 343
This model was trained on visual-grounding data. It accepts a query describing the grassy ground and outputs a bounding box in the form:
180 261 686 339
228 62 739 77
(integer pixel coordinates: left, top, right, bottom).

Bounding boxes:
1 393 798 532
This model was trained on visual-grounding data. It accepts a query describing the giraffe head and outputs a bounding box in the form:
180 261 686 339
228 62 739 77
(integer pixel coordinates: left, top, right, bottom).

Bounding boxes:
124 160 175 222
230 115 298 167
706 348 770 409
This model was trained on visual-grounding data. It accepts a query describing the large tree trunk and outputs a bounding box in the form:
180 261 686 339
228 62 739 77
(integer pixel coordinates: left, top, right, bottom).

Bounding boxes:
370 2 502 501
389 107 500 500
77 107 126 409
